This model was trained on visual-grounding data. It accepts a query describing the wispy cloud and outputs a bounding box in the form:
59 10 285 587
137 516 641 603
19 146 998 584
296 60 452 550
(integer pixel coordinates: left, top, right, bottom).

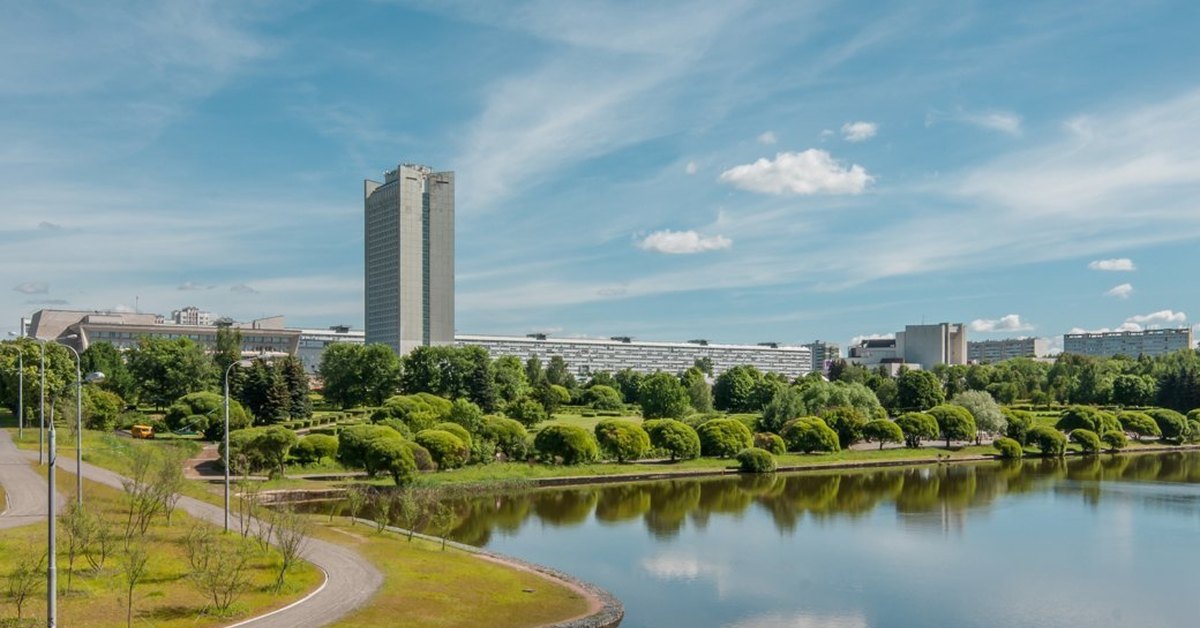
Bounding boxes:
1126 309 1186 326
840 121 877 142
719 150 874 196
1105 283 1133 299
927 107 1022 135
757 131 777 145
969 314 1033 332
13 281 48 294
637 230 731 255
230 283 258 294
685 161 698 175
1089 258 1135 271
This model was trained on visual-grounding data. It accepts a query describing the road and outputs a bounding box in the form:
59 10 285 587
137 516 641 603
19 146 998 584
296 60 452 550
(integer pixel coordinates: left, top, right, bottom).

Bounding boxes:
0 429 382 627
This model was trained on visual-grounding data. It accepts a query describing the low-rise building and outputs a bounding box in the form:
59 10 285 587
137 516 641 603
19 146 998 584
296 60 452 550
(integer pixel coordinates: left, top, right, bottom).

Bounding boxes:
297 326 365 374
27 309 299 356
847 322 968 369
967 337 1047 363
1063 328 1193 358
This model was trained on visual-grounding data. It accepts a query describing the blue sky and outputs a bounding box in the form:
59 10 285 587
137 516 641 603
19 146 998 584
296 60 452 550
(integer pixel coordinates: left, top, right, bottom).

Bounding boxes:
3 0 1200 352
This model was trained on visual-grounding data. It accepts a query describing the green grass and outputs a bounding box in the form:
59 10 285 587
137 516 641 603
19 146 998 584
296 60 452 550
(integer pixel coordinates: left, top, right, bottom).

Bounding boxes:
0 466 321 627
313 521 590 628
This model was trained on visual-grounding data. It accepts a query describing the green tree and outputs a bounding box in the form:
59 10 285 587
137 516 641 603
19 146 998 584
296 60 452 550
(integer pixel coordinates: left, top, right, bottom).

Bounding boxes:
643 419 701 461
415 429 469 469
780 417 839 453
613 368 645 404
447 398 485 434
337 424 405 475
545 355 575 388
505 397 548 427
1028 425 1066 456
80 341 136 402
896 370 945 412
319 343 401 408
492 355 530 403
759 386 804 433
1118 411 1161 441
928 404 976 447
993 437 1023 459
696 418 753 458
365 437 417 485
894 412 938 448
127 337 215 409
1069 428 1102 454
82 386 124 431
239 358 290 424
1146 408 1189 443
292 434 338 464
862 419 903 449
950 390 1005 440
1002 408 1035 445
213 326 242 376
1112 373 1157 406
524 356 545 387
819 406 867 448
584 384 624 411
280 356 312 420
713 365 762 412
164 391 250 440
639 372 692 419
736 448 776 473
594 419 651 462
254 426 299 478
534 424 600 465
680 367 713 413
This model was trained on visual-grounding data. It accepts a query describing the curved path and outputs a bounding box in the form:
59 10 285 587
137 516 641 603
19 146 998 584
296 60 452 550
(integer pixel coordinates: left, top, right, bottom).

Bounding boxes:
0 430 382 627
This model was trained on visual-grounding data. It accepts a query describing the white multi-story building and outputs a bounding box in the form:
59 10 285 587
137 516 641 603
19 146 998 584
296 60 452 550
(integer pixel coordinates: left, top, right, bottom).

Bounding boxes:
967 337 1047 363
803 340 840 374
364 163 455 356
455 334 812 379
847 322 968 370
171 306 213 326
26 309 299 355
1063 328 1193 358
297 326 365 374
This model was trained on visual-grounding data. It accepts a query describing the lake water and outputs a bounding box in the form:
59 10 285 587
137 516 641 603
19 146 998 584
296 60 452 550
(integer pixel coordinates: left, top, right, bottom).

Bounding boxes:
327 453 1200 628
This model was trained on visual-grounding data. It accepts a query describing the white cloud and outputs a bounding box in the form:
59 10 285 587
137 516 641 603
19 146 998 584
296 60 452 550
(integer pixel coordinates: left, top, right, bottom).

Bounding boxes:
928 108 1022 135
13 281 48 294
230 283 258 294
719 149 874 195
969 314 1033 333
637 229 732 254
1088 258 1135 271
177 281 211 291
757 131 777 145
1125 309 1186 326
1105 283 1133 299
685 161 697 175
840 121 877 142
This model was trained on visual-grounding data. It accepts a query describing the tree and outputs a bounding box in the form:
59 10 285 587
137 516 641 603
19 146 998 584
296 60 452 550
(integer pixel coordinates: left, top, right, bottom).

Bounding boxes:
753 432 787 454
213 325 243 376
187 527 252 614
736 448 776 473
492 355 529 404
121 544 150 628
545 355 575 388
280 356 312 420
319 343 401 408
5 547 44 621
928 404 976 447
993 437 1023 459
484 416 530 460
1101 430 1128 452
240 358 291 424
534 424 600 465
613 368 644 404
524 355 545 387
950 390 1005 440
594 419 651 462
61 502 94 594
505 397 547 427
862 419 903 449
696 418 753 458
896 370 945 411
639 372 691 419
780 417 839 453
643 419 701 461
680 367 713 413
1118 411 1161 441
1002 408 1035 445
82 385 124 431
366 436 419 484
271 508 311 592
447 398 485 434
1028 425 1066 456
1146 408 1189 443
337 424 406 475
713 365 761 412
254 425 299 478
759 386 804 433
1112 373 1157 406
80 340 137 402
584 384 624 410
533 382 570 414
1070 428 1102 454
895 412 939 448
165 391 250 440
793 379 884 422
415 429 469 469
293 433 337 464
126 336 215 409
819 406 867 449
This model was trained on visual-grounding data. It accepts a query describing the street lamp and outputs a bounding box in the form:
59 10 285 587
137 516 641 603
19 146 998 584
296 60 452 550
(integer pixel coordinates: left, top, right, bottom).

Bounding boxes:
6 331 23 440
55 335 104 506
48 401 57 627
223 353 274 532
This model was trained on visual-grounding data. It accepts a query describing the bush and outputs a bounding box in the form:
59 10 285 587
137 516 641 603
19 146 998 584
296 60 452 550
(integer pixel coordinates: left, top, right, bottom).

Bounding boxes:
1028 425 1066 456
1146 408 1189 443
82 386 124 431
364 437 417 485
1118 411 1162 441
1056 406 1119 434
505 397 548 427
414 429 469 470
432 422 473 451
584 385 624 411
447 398 485 435
736 448 777 473
484 416 530 460
1002 408 1034 445
780 417 840 453
165 391 251 440
293 434 338 464
1101 430 1128 452
862 420 903 449
376 418 413 440
594 420 651 462
533 424 600 465
337 424 406 475
372 393 452 433
993 437 1023 459
928 404 976 446
1069 428 1102 454
894 412 939 448
753 432 786 455
819 406 867 449
696 418 754 458
1188 420 1200 443
404 440 436 471
643 419 701 461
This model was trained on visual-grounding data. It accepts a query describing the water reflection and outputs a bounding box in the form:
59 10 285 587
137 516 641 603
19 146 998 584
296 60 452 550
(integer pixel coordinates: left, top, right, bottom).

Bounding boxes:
432 452 1200 545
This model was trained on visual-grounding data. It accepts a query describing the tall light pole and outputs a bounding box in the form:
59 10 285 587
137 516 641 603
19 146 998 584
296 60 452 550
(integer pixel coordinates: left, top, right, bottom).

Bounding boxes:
6 331 23 439
47 391 57 627
56 336 104 506
37 338 46 465
223 356 259 532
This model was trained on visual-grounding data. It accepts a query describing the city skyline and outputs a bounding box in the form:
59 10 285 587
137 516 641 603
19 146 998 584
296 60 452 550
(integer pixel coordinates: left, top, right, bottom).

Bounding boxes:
3 2 1200 352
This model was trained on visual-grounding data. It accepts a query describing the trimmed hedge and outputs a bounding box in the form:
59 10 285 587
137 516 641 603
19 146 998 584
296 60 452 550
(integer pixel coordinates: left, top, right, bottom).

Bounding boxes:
780 417 839 453
594 419 651 462
484 416 530 460
862 419 903 449
534 424 600 465
696 418 754 458
736 447 777 473
993 437 1023 459
643 419 701 461
1101 429 1128 452
1069 428 1102 454
432 421 474 451
895 412 939 448
1028 425 1066 456
414 429 469 470
753 432 786 455
1118 411 1161 441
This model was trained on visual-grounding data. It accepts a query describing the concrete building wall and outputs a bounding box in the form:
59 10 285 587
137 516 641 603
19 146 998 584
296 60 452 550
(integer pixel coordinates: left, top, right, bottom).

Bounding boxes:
968 338 1046 363
1063 328 1193 358
427 170 455 347
901 323 967 367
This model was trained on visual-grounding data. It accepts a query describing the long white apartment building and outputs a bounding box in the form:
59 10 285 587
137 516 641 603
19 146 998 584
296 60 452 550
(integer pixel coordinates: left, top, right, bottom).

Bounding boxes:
297 326 365 374
967 337 1047 363
455 334 812 379
1063 328 1193 358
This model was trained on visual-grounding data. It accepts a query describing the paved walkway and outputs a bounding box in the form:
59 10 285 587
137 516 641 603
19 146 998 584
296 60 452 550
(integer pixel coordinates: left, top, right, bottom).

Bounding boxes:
0 430 383 627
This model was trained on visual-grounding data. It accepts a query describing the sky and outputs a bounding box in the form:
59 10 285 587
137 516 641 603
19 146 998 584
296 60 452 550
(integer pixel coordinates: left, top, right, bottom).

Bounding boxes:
3 0 1200 352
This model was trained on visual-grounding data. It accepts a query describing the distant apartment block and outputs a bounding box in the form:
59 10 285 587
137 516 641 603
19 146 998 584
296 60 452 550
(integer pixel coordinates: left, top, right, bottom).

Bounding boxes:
848 322 968 370
364 163 454 356
455 334 812 379
297 326 365 374
803 340 840 374
1063 328 1193 358
967 337 1047 363
26 309 299 356
171 305 213 326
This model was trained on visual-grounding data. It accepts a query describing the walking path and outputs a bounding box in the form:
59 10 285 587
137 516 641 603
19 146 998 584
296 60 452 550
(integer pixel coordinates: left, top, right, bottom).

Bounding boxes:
0 430 383 628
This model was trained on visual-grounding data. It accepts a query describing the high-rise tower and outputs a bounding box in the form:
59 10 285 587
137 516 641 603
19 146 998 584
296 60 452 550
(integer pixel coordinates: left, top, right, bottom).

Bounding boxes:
364 164 454 355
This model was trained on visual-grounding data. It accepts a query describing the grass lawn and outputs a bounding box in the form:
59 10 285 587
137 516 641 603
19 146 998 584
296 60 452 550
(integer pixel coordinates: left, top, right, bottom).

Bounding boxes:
310 520 590 628
0 467 321 627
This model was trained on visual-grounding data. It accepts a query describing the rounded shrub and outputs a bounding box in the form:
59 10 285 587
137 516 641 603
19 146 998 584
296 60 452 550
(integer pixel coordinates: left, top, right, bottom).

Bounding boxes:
862 419 904 449
534 424 600 465
895 412 939 448
1002 408 1034 445
594 419 651 462
1187 420 1200 443
447 398 485 435
643 419 701 461
404 440 435 471
928 404 977 446
584 385 625 411
753 432 787 455
165 391 250 440
364 436 417 485
376 418 413 440
415 429 469 470
293 433 338 464
82 387 123 431
780 417 840 453
1118 411 1162 441
337 424 406 476
484 416 530 460
1146 408 1188 443
1069 428 1102 454
1057 405 1104 433
1101 430 1128 452
505 397 548 427
696 418 754 458
433 421 474 451
993 437 1023 459
819 406 868 449
1028 425 1066 456
736 447 777 473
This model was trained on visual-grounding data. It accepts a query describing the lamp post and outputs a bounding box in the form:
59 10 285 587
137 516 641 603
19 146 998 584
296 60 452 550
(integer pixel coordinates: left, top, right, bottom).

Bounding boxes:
55 336 104 506
48 411 57 627
224 354 271 532
6 331 22 439
37 338 46 465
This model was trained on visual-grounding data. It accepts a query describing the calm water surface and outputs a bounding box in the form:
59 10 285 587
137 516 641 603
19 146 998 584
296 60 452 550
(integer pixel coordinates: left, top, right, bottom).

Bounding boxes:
348 453 1200 628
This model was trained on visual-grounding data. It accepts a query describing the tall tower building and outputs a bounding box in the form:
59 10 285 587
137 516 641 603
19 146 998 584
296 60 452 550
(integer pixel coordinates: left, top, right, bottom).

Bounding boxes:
364 164 455 355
